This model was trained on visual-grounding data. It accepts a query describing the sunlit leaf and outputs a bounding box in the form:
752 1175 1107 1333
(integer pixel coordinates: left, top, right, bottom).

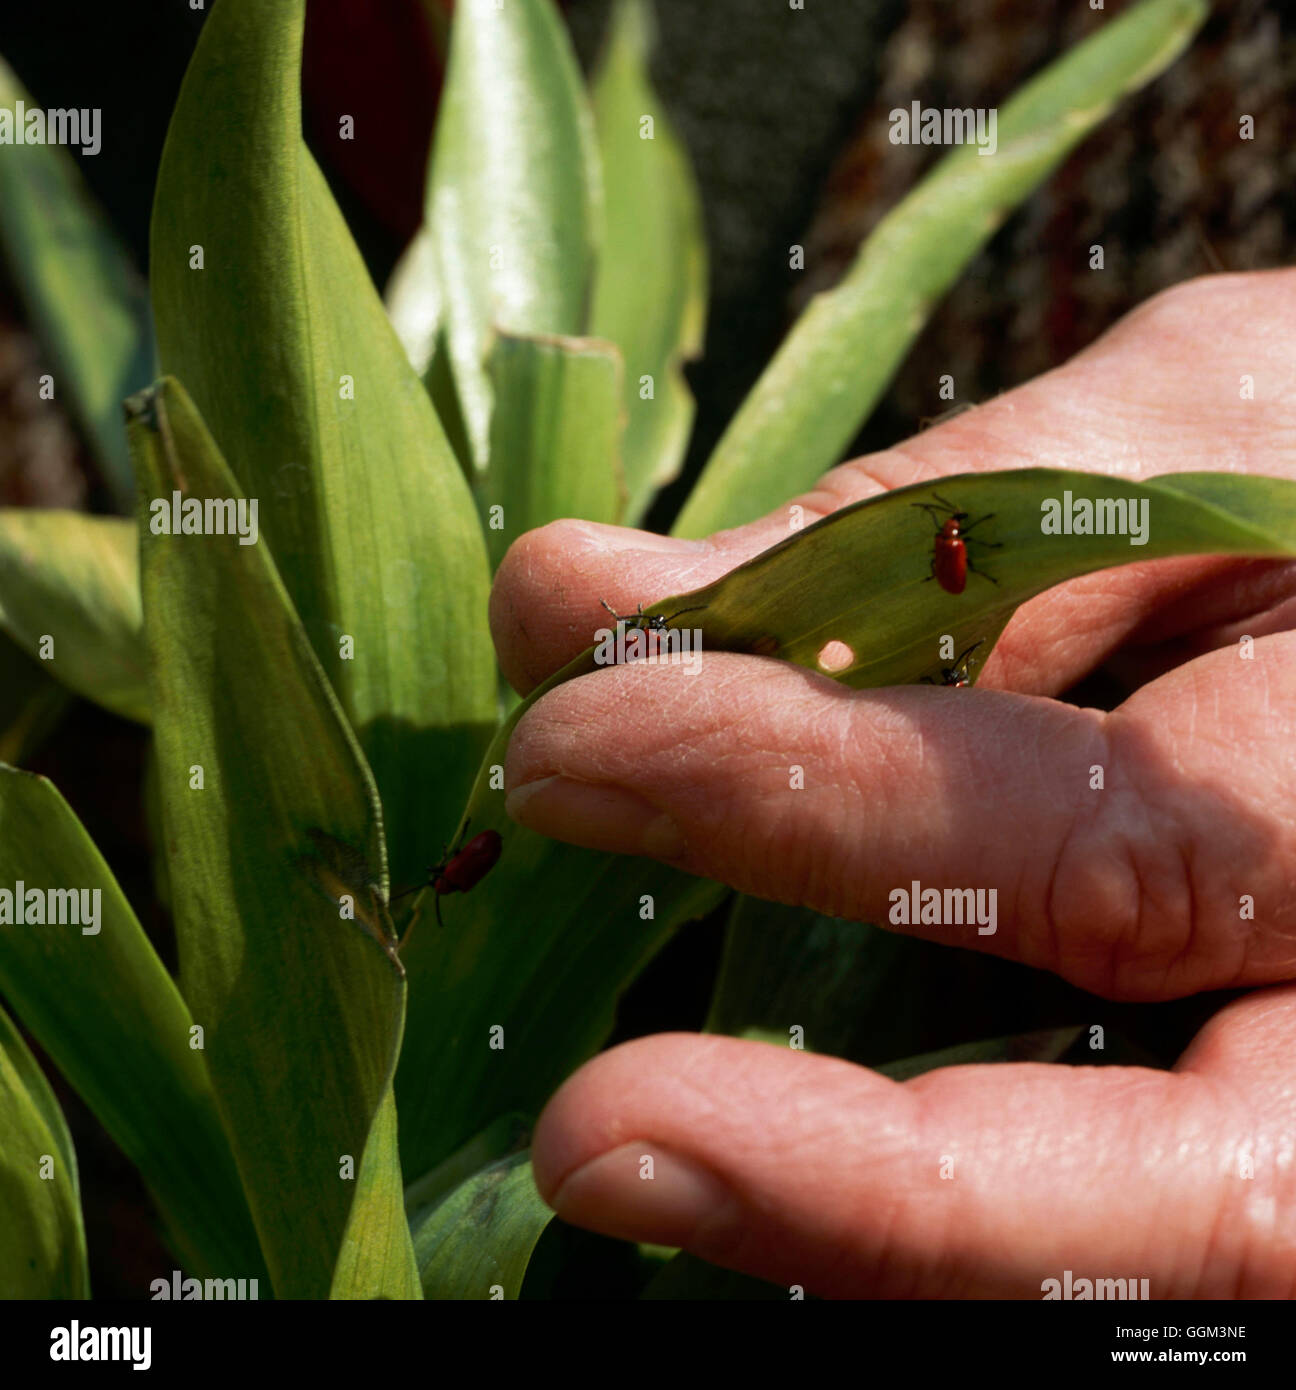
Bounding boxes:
330 1089 421 1300
150 0 495 885
425 0 602 471
128 376 414 1298
590 0 706 522
479 331 625 568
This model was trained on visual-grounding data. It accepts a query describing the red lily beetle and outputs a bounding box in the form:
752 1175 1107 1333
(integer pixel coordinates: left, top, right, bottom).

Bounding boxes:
912 493 1000 594
392 822 502 929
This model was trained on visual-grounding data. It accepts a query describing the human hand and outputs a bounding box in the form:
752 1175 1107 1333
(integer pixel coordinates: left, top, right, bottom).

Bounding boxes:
492 270 1296 1297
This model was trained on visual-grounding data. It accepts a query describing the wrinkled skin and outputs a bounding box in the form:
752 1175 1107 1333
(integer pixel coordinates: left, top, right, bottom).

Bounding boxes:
490 271 1296 1298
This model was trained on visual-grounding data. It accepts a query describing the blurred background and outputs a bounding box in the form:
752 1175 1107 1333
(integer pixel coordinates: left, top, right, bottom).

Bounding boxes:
1 0 1292 1295
5 0 1292 517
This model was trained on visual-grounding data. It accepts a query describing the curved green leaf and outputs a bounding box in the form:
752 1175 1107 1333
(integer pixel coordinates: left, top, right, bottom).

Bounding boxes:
672 469 1296 688
0 764 263 1282
0 511 146 723
590 0 706 523
412 1150 554 1299
0 1000 88 1297
386 234 475 475
386 226 443 382
129 376 413 1299
427 0 602 471
330 1089 421 1300
0 54 153 511
0 633 72 766
150 0 495 885
404 1112 531 1224
673 0 1208 537
480 331 625 568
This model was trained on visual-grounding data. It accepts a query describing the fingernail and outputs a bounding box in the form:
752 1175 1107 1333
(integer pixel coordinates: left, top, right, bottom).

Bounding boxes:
549 1143 733 1247
505 776 685 859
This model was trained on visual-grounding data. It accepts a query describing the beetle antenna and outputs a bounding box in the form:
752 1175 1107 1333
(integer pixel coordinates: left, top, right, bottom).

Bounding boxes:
663 605 707 623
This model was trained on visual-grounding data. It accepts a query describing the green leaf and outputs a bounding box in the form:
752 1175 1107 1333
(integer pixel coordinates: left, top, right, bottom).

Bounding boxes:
0 55 154 511
385 235 474 477
705 898 912 1058
330 1089 421 1300
0 764 263 1281
128 376 414 1299
0 633 72 766
479 331 625 569
150 0 495 884
589 0 706 523
666 469 1296 689
411 1150 554 1299
427 0 602 471
0 1000 88 1297
395 734 723 1169
385 226 444 382
0 511 146 723
404 1112 531 1223
673 0 1208 537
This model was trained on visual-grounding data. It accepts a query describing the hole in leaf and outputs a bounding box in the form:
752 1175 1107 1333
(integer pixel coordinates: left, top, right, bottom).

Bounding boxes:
817 640 854 673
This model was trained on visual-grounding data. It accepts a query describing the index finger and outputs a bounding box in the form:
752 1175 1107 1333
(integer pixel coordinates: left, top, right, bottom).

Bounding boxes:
491 270 1296 695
